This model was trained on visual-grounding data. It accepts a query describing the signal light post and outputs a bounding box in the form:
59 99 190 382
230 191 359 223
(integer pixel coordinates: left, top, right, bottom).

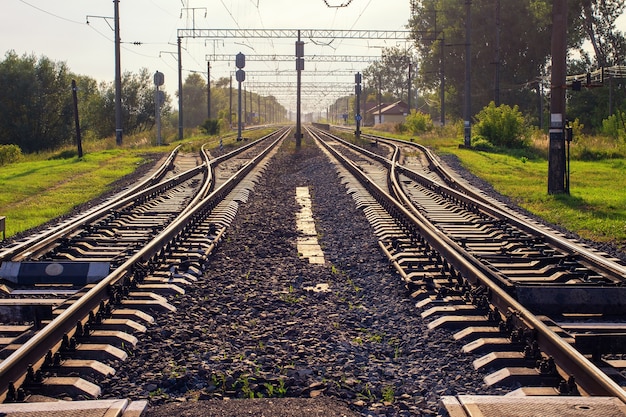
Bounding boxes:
355 72 362 139
154 71 165 146
295 31 304 149
236 52 245 141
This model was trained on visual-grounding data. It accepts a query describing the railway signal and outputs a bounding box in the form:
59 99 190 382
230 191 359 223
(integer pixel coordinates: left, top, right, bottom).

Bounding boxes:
295 33 304 148
236 53 246 141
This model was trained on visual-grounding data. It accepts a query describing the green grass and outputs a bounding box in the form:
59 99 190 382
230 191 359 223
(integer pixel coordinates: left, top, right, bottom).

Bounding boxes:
0 127 268 238
2 124 625 252
0 150 149 236
452 149 626 245
381 126 626 250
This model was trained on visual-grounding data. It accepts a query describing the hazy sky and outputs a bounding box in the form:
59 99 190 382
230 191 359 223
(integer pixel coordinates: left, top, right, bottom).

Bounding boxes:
2 1 625 112
3 0 412 112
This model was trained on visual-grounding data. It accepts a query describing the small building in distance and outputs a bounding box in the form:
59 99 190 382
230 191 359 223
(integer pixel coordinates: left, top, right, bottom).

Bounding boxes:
367 100 409 125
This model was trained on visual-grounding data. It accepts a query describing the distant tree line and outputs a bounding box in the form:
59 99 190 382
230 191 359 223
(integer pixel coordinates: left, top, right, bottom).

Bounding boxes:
355 0 626 135
0 51 174 153
0 51 286 154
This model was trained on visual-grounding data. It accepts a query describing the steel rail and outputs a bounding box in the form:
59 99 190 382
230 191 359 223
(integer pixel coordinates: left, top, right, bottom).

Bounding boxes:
0 129 288 401
5 162 208 262
370 133 626 281
0 146 182 262
181 130 279 217
310 126 626 403
332 126 626 281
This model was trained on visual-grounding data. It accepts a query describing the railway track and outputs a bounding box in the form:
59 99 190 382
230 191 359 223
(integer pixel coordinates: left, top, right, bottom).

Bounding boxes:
0 127 289 404
1 124 625 416
309 126 626 414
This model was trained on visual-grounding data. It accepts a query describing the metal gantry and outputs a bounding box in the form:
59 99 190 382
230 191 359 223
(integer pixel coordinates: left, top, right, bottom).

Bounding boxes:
179 29 411 40
177 29 412 122
205 54 379 63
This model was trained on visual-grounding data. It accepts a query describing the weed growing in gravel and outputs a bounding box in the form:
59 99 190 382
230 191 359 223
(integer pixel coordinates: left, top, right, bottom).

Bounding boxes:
358 383 375 402
263 379 287 398
279 285 302 304
356 328 385 343
388 337 402 359
148 387 167 398
210 373 227 393
366 332 383 343
167 361 187 378
237 374 256 398
263 382 276 397
346 276 361 293
382 385 395 404
348 301 363 310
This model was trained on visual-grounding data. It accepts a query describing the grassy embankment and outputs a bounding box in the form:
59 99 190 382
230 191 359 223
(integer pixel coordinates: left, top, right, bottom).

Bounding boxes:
367 125 626 251
1 125 625 252
0 128 262 238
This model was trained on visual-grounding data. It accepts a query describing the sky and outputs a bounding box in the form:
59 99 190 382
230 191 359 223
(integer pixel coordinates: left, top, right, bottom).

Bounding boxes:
2 1 626 113
2 0 412 113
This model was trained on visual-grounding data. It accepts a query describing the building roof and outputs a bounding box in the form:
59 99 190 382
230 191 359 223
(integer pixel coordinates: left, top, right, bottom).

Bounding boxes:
366 100 409 116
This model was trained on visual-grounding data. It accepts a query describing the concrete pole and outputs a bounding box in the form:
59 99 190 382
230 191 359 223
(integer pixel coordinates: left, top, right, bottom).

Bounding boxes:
548 0 568 194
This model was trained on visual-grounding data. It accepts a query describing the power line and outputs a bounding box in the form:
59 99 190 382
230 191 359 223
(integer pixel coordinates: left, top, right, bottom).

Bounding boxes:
218 0 241 29
18 0 83 24
323 0 355 7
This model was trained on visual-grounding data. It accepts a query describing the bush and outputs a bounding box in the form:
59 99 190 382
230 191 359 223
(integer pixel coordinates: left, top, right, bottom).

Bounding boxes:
601 111 626 141
49 149 78 160
394 122 407 134
200 118 221 135
404 110 434 134
0 144 23 166
471 135 495 151
474 101 529 148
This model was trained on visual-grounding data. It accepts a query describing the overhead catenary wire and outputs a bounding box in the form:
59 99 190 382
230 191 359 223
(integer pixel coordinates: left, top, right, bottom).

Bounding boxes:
18 0 83 24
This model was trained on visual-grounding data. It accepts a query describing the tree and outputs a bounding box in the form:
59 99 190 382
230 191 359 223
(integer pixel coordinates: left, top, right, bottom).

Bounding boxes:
579 0 626 67
408 0 576 121
0 51 75 152
182 72 207 129
566 0 626 132
89 68 172 138
363 46 417 104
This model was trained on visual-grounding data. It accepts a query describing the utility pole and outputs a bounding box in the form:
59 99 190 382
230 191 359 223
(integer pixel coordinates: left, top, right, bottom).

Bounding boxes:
355 72 362 139
407 61 412 113
207 61 211 119
154 71 164 146
440 34 445 125
378 74 382 125
548 0 568 194
463 0 472 147
71 80 83 158
494 0 501 106
229 75 233 128
114 0 122 145
177 37 183 140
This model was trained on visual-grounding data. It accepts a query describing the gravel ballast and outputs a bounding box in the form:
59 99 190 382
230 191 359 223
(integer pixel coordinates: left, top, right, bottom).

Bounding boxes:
101 137 502 416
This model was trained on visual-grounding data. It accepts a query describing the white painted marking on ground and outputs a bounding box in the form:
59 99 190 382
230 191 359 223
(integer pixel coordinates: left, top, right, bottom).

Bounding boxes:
295 187 325 265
